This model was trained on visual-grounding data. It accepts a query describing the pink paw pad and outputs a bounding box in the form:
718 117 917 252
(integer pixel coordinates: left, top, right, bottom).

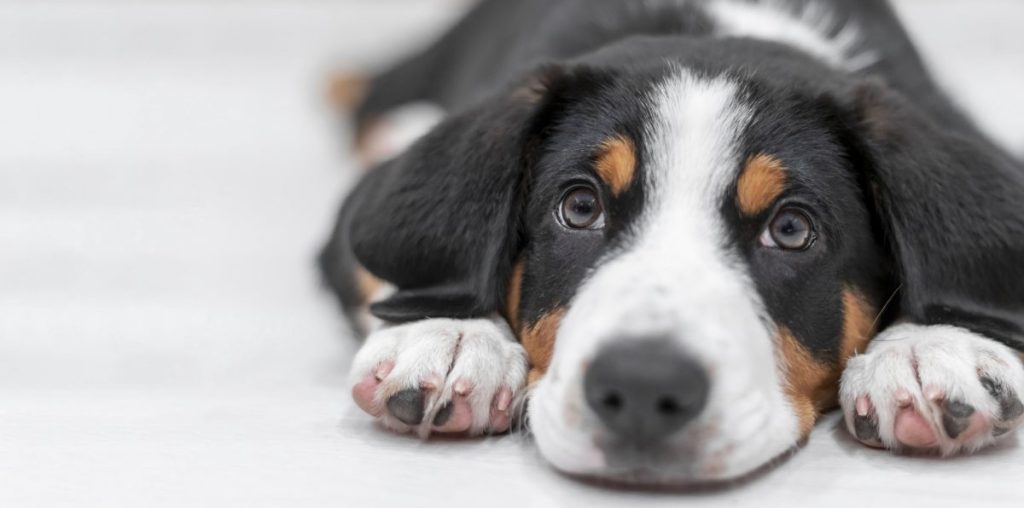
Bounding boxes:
893 407 938 448
351 362 393 416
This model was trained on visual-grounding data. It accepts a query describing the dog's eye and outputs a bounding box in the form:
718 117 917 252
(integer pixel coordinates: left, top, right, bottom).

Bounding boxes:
559 187 605 230
761 208 815 250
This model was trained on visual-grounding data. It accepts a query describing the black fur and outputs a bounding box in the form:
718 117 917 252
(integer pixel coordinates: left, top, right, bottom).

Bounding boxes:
321 0 1024 359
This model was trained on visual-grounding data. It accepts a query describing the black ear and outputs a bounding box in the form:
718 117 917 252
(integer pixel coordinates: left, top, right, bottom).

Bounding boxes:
848 83 1024 349
340 67 571 323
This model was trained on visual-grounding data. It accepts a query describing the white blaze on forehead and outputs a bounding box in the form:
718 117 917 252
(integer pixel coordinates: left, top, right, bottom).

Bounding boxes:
531 70 800 481
644 71 748 234
555 70 765 376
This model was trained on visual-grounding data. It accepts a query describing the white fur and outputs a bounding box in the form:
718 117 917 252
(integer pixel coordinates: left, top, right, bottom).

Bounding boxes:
840 324 1024 455
529 70 800 482
350 316 528 436
705 0 879 71
361 101 445 165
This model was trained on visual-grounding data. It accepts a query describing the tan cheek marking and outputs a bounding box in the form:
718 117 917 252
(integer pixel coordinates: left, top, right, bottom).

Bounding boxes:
504 260 525 333
522 308 567 385
840 288 878 367
594 136 637 197
737 154 787 217
779 288 879 439
778 327 837 439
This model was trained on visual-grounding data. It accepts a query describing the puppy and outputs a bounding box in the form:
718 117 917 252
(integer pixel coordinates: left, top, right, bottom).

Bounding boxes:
321 0 1024 485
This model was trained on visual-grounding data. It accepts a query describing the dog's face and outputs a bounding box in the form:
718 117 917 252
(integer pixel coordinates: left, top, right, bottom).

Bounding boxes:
342 41 1024 484
515 69 890 482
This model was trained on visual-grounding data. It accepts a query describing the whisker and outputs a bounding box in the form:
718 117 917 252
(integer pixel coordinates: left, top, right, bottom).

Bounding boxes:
867 284 903 344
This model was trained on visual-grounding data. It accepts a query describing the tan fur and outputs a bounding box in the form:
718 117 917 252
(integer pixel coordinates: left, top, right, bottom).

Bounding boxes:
778 327 834 438
523 308 567 385
328 72 368 112
839 288 877 365
504 260 525 332
355 266 384 304
594 136 638 196
779 287 878 438
327 72 387 165
737 154 787 216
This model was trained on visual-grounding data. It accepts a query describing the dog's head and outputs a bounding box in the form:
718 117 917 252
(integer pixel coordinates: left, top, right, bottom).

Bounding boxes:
342 40 1024 484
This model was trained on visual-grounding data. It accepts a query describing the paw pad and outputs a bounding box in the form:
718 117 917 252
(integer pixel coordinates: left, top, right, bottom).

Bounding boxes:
348 318 529 437
841 324 1024 455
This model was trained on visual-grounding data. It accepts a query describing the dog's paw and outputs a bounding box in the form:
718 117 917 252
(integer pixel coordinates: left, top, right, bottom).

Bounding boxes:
348 317 528 437
840 324 1024 455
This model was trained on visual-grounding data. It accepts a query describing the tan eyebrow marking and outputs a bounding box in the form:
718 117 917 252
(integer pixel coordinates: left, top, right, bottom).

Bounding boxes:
594 135 638 197
737 154 788 216
522 307 567 386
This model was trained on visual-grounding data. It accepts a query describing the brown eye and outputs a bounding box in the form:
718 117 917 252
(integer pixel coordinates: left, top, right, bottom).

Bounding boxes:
762 208 815 250
559 187 605 230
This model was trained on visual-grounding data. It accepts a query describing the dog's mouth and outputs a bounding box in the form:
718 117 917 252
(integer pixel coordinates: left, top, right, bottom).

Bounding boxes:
561 443 801 492
580 429 799 488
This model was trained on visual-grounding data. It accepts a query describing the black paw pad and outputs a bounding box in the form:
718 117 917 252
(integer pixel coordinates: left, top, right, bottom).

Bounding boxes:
432 402 454 426
387 389 426 425
981 376 1024 422
854 414 880 442
941 400 976 439
1003 397 1024 422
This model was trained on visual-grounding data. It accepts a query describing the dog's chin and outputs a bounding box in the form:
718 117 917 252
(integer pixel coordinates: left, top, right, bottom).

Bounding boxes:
528 378 803 490
561 445 800 492
541 427 802 490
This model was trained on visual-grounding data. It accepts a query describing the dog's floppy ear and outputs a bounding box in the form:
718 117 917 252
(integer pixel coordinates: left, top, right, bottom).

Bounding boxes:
846 82 1024 348
342 66 576 323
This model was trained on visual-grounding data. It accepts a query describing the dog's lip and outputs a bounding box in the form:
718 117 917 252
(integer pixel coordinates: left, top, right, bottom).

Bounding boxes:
556 443 802 493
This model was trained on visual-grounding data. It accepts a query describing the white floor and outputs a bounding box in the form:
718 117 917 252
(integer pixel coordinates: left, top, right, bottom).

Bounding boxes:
1 1 1022 506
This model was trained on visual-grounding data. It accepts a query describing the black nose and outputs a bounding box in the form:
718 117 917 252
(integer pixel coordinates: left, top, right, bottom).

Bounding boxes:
584 340 709 445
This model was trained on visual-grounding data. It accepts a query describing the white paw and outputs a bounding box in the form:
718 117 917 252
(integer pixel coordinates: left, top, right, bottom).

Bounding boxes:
840 324 1024 455
348 317 528 437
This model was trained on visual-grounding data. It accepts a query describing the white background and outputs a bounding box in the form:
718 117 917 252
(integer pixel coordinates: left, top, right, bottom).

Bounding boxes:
1 1 1023 506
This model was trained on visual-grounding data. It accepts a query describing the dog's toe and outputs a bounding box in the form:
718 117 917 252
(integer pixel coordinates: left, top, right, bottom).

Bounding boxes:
982 377 1024 422
841 324 1024 455
348 318 528 437
432 394 474 433
893 406 938 448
